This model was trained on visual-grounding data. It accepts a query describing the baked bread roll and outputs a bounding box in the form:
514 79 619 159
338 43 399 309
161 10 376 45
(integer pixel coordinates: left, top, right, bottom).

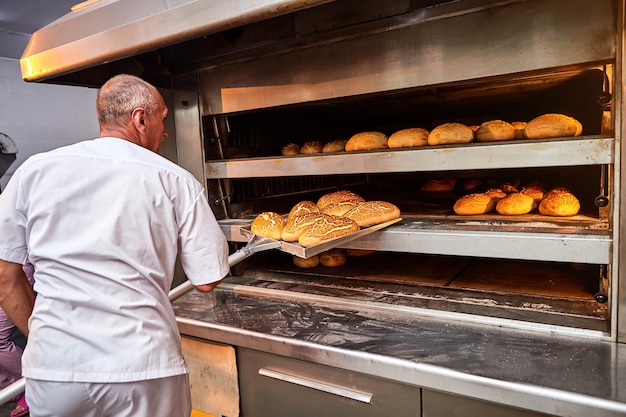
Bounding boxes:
428 123 474 145
345 131 388 152
319 249 348 267
468 125 480 139
511 121 527 139
498 180 521 194
387 128 429 149
300 141 324 154
293 255 319 268
298 215 360 247
496 192 537 215
460 178 483 192
343 201 401 227
322 139 348 153
316 190 365 209
287 200 320 221
320 200 362 216
453 193 497 215
484 188 507 200
281 143 300 156
251 212 285 240
475 120 516 142
281 213 328 242
524 113 583 139
539 189 580 216
421 179 457 192
521 185 545 203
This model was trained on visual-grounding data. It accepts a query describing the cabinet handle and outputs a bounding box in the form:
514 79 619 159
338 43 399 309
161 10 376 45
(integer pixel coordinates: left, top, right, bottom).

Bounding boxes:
258 367 373 404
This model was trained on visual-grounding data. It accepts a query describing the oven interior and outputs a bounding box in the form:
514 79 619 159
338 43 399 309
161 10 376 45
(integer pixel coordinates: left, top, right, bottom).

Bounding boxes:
201 65 612 332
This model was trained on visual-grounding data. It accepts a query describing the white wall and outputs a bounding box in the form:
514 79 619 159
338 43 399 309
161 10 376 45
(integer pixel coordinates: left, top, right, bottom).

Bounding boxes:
0 58 100 190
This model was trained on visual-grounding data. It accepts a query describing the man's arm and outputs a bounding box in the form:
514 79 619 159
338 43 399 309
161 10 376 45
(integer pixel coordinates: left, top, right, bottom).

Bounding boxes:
0 259 35 336
194 277 225 293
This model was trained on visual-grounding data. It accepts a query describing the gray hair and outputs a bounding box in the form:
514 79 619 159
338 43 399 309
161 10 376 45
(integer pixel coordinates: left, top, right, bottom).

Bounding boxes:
96 74 160 128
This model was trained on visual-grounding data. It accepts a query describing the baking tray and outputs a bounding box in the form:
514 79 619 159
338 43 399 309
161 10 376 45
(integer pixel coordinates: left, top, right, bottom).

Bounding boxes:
239 217 402 259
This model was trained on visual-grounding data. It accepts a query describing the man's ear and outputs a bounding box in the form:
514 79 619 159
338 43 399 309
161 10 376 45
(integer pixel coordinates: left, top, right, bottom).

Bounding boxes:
131 108 147 132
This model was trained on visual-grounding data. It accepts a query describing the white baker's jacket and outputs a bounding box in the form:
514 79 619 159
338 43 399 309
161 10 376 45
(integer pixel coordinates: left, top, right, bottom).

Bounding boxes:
0 137 230 382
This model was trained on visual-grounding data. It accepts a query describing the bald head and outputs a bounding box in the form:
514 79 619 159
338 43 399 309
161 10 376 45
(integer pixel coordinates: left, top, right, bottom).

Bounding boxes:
96 74 163 130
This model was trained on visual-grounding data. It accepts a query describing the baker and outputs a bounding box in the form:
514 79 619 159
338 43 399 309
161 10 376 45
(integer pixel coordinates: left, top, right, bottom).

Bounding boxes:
0 74 230 417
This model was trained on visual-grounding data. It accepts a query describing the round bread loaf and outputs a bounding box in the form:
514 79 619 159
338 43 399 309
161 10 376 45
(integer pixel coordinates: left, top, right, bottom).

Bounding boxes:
521 185 545 202
511 121 527 139
453 193 497 215
475 120 516 142
387 128 429 149
539 189 580 216
300 141 324 154
320 249 348 267
524 113 583 139
343 201 401 227
484 188 507 200
281 143 300 156
345 131 388 152
293 255 320 268
460 178 483 192
468 125 480 139
498 180 521 194
421 179 457 192
281 213 328 242
496 192 537 215
427 123 474 145
250 212 285 240
298 215 360 247
317 190 365 209
320 200 362 216
287 201 320 221
322 139 348 153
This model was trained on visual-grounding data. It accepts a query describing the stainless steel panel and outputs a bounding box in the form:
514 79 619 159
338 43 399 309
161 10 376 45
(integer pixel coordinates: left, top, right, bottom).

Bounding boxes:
20 0 336 82
616 0 626 343
198 0 615 114
173 288 626 416
205 137 614 178
423 390 555 417
238 347 421 417
172 74 205 184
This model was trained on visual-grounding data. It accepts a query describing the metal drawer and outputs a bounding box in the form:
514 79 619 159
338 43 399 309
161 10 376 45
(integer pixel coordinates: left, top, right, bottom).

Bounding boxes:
238 347 420 417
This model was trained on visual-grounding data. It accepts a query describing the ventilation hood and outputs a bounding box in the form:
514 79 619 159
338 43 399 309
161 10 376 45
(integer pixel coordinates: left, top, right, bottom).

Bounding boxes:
20 0 335 84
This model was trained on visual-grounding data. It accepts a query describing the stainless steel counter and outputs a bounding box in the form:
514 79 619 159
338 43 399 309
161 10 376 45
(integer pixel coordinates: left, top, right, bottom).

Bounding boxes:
173 282 626 417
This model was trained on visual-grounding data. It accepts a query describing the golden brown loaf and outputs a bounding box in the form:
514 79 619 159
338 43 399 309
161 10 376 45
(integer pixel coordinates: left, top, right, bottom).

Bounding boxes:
521 185 546 202
293 255 320 268
538 189 581 216
524 113 583 139
484 188 507 200
498 180 521 194
343 200 401 227
453 193 497 215
511 121 527 139
319 249 348 267
387 128 429 149
300 141 324 154
250 212 285 240
421 179 457 192
475 120 516 142
281 143 300 156
322 139 348 153
298 215 360 247
320 200 362 217
316 190 365 209
427 123 474 145
287 201 320 222
495 192 537 215
281 213 327 242
345 131 389 152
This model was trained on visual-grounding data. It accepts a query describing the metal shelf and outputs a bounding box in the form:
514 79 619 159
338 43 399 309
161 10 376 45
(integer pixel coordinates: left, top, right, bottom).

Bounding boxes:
219 218 611 264
205 136 613 179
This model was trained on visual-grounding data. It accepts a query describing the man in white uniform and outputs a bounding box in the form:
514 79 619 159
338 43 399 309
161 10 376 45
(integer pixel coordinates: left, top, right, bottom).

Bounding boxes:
0 74 230 417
